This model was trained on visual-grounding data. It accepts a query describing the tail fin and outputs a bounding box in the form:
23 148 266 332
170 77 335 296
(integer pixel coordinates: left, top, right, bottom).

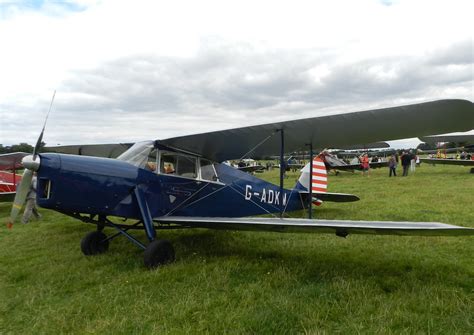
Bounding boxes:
295 157 359 204
296 157 327 206
310 157 327 206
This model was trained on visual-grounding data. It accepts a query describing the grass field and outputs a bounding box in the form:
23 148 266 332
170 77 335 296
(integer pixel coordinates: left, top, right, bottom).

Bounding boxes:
1 164 473 334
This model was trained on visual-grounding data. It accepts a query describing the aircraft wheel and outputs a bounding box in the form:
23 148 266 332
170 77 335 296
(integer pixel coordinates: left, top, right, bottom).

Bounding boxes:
144 239 175 269
81 231 109 255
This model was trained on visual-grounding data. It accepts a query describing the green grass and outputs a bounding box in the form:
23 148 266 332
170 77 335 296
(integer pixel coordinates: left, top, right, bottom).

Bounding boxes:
1 164 473 334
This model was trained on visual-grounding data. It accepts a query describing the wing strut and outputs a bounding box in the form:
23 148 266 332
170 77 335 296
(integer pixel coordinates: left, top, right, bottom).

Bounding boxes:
279 129 284 218
307 142 313 219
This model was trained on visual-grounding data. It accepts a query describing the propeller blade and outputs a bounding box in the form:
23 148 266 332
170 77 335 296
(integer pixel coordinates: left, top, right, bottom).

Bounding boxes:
8 91 54 228
33 90 55 159
8 169 34 228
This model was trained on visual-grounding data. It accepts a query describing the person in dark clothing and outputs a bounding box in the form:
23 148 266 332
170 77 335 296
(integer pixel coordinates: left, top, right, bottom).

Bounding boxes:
388 154 397 177
401 151 412 176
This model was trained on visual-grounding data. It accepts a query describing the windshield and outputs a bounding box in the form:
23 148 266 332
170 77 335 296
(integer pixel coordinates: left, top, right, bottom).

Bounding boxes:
117 141 154 168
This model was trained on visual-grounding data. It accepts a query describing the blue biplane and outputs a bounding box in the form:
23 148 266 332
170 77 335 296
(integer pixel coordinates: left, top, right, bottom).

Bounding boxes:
8 99 474 268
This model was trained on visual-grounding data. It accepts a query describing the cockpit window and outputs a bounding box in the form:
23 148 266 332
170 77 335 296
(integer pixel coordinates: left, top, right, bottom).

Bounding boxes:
145 150 158 172
117 141 154 169
160 152 197 178
200 159 218 181
119 143 218 181
161 153 177 174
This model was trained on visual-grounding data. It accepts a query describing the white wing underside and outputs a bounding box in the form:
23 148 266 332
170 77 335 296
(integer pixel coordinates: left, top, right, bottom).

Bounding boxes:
155 216 474 236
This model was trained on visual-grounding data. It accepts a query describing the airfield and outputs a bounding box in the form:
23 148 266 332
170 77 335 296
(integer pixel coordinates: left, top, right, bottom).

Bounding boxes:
1 163 473 333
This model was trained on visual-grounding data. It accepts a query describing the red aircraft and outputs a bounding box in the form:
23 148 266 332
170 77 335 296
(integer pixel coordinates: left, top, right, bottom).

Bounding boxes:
0 152 28 202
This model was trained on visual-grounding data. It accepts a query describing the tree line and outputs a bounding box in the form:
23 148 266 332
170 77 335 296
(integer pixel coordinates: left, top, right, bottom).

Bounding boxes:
0 142 46 154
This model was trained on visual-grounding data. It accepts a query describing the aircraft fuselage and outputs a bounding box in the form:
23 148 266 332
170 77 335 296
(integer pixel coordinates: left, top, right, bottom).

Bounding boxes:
36 153 306 220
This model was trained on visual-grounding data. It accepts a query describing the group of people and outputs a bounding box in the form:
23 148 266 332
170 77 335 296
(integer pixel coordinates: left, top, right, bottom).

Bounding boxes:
357 151 420 177
431 150 473 160
459 151 473 160
388 151 419 177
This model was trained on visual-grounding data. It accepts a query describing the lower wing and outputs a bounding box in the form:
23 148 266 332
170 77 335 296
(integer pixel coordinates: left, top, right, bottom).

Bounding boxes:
155 216 474 236
420 158 474 166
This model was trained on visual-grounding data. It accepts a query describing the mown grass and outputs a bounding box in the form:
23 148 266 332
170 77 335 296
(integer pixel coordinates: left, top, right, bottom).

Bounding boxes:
1 164 473 334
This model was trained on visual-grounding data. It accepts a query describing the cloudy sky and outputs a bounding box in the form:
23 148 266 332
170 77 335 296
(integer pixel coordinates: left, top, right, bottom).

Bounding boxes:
0 0 472 149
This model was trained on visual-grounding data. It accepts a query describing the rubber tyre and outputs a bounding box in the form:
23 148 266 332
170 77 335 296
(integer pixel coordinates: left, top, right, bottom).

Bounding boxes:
81 231 109 255
144 239 175 269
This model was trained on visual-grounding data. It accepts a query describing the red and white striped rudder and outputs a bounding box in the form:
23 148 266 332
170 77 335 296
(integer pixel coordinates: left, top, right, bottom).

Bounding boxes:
311 157 327 206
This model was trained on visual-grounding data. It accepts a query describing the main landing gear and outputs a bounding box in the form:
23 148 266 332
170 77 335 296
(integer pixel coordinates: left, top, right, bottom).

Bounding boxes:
79 187 176 269
80 223 176 269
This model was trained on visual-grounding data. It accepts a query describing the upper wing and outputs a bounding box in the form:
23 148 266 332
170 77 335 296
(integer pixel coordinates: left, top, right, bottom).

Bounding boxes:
0 152 29 170
155 216 474 236
159 99 473 161
419 133 474 144
420 158 474 166
44 143 133 158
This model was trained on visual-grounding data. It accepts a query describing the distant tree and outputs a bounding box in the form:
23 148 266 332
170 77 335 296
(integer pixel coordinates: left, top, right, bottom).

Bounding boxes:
0 143 34 154
11 142 34 153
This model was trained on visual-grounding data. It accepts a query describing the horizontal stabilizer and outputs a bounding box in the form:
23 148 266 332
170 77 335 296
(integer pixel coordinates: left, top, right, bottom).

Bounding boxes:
155 216 474 236
312 192 359 202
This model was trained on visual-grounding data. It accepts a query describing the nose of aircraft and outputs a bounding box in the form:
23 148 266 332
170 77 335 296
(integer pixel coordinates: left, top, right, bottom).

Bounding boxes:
7 155 40 228
22 155 41 171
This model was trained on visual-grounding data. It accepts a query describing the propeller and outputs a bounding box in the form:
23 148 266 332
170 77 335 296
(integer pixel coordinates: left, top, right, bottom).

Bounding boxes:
7 91 55 228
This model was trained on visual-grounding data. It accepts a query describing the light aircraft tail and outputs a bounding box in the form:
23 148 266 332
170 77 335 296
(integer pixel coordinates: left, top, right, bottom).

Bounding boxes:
295 157 359 204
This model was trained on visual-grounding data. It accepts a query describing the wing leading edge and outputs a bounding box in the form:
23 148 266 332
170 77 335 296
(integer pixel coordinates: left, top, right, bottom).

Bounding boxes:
155 216 474 236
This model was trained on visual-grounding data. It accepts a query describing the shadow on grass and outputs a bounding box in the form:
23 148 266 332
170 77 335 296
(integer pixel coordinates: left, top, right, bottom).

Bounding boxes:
12 218 470 293
161 229 473 291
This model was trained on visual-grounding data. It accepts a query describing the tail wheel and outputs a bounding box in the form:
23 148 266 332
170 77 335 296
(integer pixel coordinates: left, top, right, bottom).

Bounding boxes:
81 231 109 255
144 239 175 269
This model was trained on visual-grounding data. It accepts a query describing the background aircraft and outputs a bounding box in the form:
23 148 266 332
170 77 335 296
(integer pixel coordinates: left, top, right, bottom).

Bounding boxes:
234 159 265 173
8 99 474 268
0 152 28 202
418 133 474 172
278 141 390 172
316 150 388 174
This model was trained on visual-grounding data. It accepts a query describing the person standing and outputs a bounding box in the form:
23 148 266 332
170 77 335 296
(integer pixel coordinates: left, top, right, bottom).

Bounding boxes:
22 174 42 224
388 154 397 177
401 151 411 177
410 152 416 172
360 154 370 176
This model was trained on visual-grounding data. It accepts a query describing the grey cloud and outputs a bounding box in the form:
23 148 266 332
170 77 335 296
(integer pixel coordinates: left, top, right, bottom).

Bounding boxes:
426 40 473 66
45 40 473 144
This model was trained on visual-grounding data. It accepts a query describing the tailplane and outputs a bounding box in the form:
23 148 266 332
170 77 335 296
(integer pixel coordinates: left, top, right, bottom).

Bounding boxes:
295 157 359 204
